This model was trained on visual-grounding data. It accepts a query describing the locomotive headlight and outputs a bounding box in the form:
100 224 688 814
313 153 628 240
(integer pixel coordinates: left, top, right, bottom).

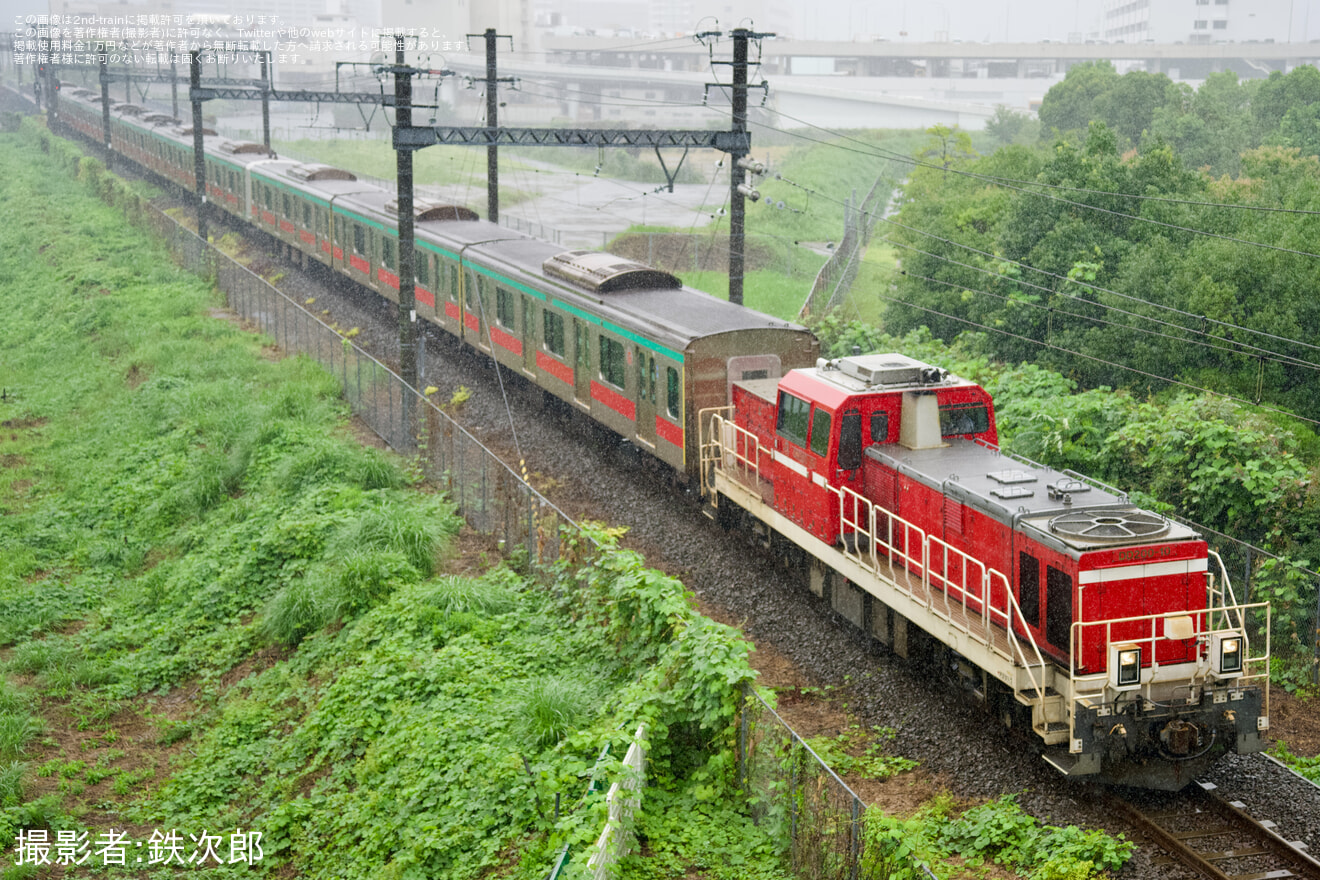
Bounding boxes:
1212 633 1244 677
1110 644 1142 690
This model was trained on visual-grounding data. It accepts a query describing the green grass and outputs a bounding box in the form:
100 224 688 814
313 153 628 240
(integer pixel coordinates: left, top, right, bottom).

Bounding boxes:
681 268 817 321
0 121 794 880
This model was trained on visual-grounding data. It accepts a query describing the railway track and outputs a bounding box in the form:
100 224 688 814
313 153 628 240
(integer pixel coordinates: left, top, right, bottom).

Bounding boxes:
1111 781 1320 880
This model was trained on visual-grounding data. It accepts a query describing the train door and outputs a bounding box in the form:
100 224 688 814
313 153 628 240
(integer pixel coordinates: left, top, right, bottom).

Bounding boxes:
636 348 656 447
573 318 591 405
462 267 483 347
522 296 536 375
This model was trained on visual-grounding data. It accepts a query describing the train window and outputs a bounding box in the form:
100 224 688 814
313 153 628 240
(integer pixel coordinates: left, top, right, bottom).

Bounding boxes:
838 409 862 470
302 201 312 229
576 321 590 370
870 411 890 444
636 352 656 404
415 253 429 288
282 192 292 218
776 393 810 447
543 310 565 357
496 288 515 327
465 273 479 311
809 407 832 458
1046 565 1072 649
939 403 989 437
599 336 626 389
353 225 366 256
1019 552 1040 628
382 236 396 271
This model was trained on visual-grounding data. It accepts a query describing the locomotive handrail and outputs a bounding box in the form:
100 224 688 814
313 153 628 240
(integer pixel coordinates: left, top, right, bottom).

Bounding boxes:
1068 602 1271 699
834 483 1050 705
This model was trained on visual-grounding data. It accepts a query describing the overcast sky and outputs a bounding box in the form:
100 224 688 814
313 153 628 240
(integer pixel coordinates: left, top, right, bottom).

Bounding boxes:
795 0 1318 42
3 0 1316 49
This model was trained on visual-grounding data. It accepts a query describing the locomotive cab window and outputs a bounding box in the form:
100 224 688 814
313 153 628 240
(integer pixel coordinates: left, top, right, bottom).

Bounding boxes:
939 402 989 437
870 410 890 445
776 393 811 447
809 407 832 458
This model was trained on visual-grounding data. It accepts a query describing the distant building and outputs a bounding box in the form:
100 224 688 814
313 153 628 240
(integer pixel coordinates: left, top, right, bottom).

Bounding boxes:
1101 0 1295 45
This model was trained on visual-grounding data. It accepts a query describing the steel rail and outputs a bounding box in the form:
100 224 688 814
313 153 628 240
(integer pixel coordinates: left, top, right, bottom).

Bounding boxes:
1108 782 1320 880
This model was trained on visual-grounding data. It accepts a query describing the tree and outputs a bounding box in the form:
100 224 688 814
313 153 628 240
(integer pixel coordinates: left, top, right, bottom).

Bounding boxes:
1280 103 1320 157
1092 70 1177 146
1037 61 1119 135
984 105 1039 147
1253 65 1320 141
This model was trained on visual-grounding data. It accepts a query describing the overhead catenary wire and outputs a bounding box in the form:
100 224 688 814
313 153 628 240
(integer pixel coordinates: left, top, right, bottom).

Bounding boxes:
767 171 1320 364
884 275 1320 429
767 109 1320 219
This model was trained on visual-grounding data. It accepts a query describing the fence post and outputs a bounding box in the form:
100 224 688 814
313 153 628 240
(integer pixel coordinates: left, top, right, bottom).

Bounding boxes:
737 681 749 797
1313 576 1320 685
850 795 862 880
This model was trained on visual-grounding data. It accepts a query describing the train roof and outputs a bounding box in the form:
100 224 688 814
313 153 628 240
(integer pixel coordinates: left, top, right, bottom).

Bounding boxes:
869 440 1198 554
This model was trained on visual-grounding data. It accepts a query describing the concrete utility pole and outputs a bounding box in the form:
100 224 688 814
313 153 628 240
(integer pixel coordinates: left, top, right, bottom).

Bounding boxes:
728 30 750 307
468 28 514 223
394 35 418 392
99 55 112 168
259 51 271 149
190 54 207 243
720 27 773 307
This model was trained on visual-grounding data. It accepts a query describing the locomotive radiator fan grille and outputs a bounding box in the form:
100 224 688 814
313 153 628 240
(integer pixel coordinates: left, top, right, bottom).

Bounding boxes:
1048 509 1170 542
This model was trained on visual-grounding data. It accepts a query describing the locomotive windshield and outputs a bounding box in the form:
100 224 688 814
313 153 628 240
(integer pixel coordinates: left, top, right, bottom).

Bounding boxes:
939 402 990 437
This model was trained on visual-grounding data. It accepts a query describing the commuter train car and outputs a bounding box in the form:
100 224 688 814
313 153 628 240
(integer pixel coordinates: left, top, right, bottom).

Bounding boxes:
49 91 1269 790
701 353 1269 789
51 88 819 478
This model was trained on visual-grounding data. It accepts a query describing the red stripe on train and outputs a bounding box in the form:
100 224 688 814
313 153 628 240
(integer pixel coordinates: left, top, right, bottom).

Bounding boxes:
591 381 636 421
536 351 574 385
488 325 522 355
656 416 683 447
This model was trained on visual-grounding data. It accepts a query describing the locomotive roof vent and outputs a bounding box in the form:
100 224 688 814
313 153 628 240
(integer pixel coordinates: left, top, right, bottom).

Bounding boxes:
174 126 218 136
1048 509 1169 542
113 104 148 116
383 198 478 222
830 353 949 388
286 163 357 182
542 250 681 294
143 113 181 126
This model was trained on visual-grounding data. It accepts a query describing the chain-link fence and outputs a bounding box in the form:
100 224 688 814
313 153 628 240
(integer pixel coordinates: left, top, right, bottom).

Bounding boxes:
133 200 578 579
798 173 893 321
738 684 933 880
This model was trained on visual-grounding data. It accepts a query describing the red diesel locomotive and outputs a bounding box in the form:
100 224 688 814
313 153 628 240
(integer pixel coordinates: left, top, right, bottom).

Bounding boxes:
702 353 1269 789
